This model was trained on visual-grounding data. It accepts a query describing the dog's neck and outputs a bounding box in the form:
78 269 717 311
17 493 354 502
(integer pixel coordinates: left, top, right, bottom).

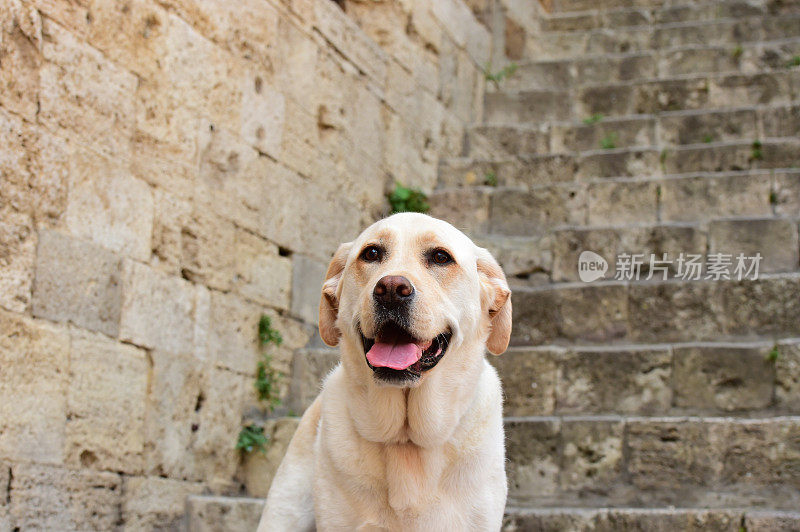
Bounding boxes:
339 335 486 448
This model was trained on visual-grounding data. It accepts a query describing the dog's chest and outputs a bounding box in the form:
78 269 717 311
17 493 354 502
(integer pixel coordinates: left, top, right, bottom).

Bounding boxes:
382 442 444 513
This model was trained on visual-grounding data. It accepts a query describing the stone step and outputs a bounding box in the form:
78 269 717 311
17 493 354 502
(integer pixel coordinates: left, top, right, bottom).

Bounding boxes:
469 102 799 155
526 14 800 60
484 70 800 124
510 273 800 346
503 507 800 531
438 139 800 190
431 169 799 239
504 415 800 510
492 340 800 418
185 495 264 532
494 39 800 92
541 0 797 31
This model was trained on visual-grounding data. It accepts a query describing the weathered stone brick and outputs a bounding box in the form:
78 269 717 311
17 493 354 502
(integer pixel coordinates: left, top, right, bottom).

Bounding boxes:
551 117 656 153
32 230 123 337
660 173 773 222
65 330 147 474
119 260 198 353
290 255 326 326
673 345 775 412
762 104 800 138
745 510 800 531
234 229 292 310
659 108 758 145
552 228 618 283
502 509 595 532
490 186 586 235
485 91 573 124
634 78 712 114
0 2 42 120
288 348 339 413
505 419 561 500
660 47 740 77
577 84 637 117
0 206 35 313
9 463 121 530
560 419 624 492
577 149 660 180
121 476 204 530
557 348 672 414
709 218 799 273
64 148 154 261
490 348 558 416
586 180 659 226
429 188 491 235
575 53 655 85
240 417 301 498
185 495 264 532
772 171 800 218
0 311 68 464
472 234 554 281
775 342 800 411
594 508 742 531
719 276 800 338
39 19 136 159
709 72 793 108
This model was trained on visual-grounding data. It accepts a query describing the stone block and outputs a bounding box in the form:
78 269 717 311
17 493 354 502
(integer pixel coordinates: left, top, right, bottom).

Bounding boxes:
234 229 292 310
472 234 554 281
586 180 659 226
484 91 573 124
673 345 775 412
628 281 724 343
709 218 799 273
634 78 711 114
660 47 739 77
502 509 595 532
290 255 327 326
659 108 758 146
560 419 624 492
240 417 301 498
577 84 636 117
574 54 655 85
177 209 237 292
551 117 656 153
772 172 800 218
32 229 123 337
429 188 492 235
65 329 148 474
121 476 204 530
0 2 42 120
9 463 121 530
0 310 68 464
710 71 793 108
663 143 758 175
719 276 800 338
505 419 561 500
288 348 339 413
490 185 586 235
552 228 619 283
594 509 742 531
762 104 800 138
660 173 773 222
64 148 154 261
745 511 800 531
502 61 571 91
185 495 265 532
557 348 672 414
0 206 35 313
775 342 800 411
120 260 198 354
626 420 719 492
490 349 558 416
469 126 550 158
577 149 660 180
39 19 136 159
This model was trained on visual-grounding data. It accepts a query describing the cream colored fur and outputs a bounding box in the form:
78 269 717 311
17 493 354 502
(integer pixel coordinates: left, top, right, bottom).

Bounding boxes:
257 213 512 531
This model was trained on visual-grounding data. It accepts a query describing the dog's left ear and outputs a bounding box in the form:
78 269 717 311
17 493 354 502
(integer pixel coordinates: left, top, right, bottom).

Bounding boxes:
476 248 512 355
318 242 352 346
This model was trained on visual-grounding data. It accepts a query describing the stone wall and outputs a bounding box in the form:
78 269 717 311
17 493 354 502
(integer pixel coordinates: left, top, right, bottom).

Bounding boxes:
0 0 490 528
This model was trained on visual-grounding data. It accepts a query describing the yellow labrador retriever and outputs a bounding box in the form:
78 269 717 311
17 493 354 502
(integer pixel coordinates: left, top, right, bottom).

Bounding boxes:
257 212 512 531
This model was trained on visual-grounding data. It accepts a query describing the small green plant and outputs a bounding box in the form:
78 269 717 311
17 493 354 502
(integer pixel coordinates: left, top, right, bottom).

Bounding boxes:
600 132 619 150
750 140 763 161
787 55 800 68
702 134 714 143
484 62 518 86
583 113 604 125
732 45 743 59
484 172 498 186
660 149 669 171
255 315 283 410
388 183 429 214
767 345 780 362
236 424 269 454
769 190 778 205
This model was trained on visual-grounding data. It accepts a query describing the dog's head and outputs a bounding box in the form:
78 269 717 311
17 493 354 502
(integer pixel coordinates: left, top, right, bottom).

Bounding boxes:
318 213 512 387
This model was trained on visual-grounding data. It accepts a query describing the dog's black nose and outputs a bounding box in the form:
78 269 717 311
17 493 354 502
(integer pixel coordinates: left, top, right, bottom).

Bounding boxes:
374 275 414 306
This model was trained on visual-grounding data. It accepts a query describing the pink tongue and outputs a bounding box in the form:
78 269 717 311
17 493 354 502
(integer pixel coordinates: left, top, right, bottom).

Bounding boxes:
367 342 423 370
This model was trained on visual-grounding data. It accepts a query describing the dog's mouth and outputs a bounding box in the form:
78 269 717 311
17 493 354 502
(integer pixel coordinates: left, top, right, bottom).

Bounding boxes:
360 321 451 382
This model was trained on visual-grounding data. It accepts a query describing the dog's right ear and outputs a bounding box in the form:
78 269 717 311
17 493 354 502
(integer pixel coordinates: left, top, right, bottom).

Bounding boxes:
318 242 352 346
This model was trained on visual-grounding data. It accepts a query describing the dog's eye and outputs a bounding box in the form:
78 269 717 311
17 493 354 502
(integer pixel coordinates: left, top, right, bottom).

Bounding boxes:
430 249 454 265
360 245 382 262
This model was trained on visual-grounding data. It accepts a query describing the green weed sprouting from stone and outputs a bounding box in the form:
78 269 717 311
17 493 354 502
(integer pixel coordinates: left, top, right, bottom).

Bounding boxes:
484 172 498 186
583 113 604 125
769 190 778 205
484 62 518 87
388 183 429 214
787 55 800 68
236 424 269 454
600 132 619 150
256 315 283 410
767 345 780 362
659 149 669 171
750 140 763 161
703 134 714 143
732 45 743 59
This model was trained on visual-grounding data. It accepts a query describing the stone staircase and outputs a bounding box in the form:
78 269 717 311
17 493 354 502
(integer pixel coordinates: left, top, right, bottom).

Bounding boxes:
428 0 800 529
185 0 800 529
